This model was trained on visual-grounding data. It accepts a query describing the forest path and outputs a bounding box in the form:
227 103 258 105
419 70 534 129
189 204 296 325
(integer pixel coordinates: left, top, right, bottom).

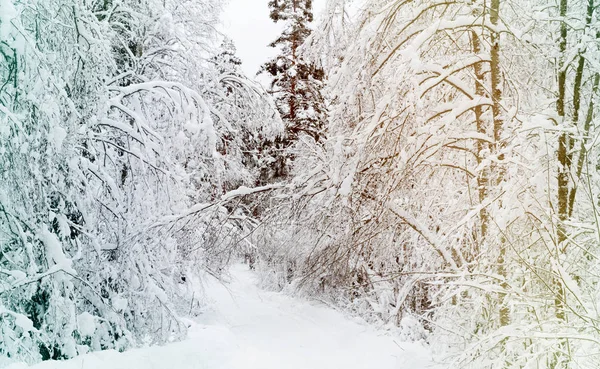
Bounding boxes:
9 264 438 369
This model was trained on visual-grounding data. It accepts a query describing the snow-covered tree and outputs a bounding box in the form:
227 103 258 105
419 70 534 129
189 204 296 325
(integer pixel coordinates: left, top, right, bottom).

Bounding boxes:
259 0 327 181
256 0 600 368
208 37 284 192
0 0 280 364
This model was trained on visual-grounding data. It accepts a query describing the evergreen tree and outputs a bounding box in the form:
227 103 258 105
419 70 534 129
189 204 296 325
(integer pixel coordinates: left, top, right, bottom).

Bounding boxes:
212 38 243 86
259 0 327 180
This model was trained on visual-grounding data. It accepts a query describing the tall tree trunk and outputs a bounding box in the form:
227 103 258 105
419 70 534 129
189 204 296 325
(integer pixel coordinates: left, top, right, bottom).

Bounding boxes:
567 0 597 218
489 0 510 330
471 31 489 248
290 0 298 121
553 0 570 366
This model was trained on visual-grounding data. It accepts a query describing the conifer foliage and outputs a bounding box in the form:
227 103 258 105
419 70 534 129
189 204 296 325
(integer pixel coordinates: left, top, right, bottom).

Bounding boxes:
261 0 327 151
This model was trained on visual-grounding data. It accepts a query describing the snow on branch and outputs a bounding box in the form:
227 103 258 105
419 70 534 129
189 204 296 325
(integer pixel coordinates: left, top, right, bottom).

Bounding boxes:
389 201 459 270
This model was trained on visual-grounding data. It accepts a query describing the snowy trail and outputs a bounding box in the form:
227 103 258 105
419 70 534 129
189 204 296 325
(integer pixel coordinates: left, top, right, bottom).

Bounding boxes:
9 265 438 369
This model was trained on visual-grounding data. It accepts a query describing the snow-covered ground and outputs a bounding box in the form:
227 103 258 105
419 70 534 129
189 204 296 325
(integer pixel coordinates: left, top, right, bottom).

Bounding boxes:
8 265 438 369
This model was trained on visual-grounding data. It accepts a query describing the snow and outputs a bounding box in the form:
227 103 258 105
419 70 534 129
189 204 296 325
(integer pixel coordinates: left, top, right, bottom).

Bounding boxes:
338 173 354 196
14 315 34 333
0 0 16 38
8 270 26 281
220 183 284 201
389 202 459 270
39 227 75 274
111 296 128 312
48 126 67 152
0 307 35 333
8 265 437 369
76 312 96 337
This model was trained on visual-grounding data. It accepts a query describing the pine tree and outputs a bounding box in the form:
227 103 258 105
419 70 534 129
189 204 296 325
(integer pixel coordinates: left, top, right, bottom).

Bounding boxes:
212 37 243 89
260 0 327 181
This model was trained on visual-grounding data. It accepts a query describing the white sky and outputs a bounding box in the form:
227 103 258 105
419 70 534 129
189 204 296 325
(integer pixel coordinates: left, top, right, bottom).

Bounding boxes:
221 0 326 79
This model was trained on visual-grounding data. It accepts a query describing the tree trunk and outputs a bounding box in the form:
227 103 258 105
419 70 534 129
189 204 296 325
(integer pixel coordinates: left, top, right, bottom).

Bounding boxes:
290 0 298 122
471 31 489 248
553 0 570 366
567 0 597 218
488 0 510 330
